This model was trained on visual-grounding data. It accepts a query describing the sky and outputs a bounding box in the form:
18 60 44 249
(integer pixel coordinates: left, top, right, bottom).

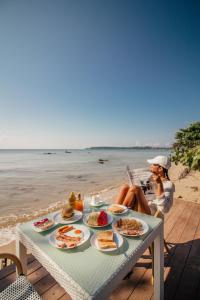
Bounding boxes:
0 0 199 149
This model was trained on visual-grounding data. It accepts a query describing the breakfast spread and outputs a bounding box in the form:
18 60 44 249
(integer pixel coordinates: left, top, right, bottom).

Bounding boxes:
108 205 125 214
114 218 143 236
87 211 108 226
33 218 54 231
96 230 117 249
55 225 84 249
33 193 148 253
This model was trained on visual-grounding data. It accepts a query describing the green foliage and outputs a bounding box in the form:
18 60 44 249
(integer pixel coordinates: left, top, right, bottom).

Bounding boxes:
171 121 200 171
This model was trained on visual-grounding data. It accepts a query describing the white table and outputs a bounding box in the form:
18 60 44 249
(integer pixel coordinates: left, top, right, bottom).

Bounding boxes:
16 209 164 300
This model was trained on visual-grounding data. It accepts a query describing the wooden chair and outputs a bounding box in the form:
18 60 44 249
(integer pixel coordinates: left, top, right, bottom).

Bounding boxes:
0 253 41 300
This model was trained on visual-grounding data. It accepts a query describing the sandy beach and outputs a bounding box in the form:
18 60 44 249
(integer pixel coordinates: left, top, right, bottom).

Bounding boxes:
169 163 200 203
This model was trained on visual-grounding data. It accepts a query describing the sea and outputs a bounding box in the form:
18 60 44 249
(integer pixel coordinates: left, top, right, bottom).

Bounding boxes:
0 148 169 246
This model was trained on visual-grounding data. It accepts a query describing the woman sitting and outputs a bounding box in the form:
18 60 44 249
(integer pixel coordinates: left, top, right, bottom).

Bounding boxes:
116 156 175 216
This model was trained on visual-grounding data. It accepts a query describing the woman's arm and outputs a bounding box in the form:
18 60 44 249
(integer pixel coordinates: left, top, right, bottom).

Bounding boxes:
152 175 164 196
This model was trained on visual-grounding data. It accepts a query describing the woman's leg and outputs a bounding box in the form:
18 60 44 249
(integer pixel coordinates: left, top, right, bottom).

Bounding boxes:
122 187 137 208
123 186 151 215
116 184 130 204
134 187 151 215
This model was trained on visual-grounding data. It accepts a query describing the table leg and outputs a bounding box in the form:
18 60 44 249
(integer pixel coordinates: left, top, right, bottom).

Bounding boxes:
16 237 27 275
153 223 164 300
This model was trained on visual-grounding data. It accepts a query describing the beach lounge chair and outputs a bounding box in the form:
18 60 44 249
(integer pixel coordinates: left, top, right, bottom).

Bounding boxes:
0 253 41 300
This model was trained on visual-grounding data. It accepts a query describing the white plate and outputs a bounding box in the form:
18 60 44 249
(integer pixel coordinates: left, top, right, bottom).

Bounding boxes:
48 224 90 249
32 219 55 232
83 212 113 228
90 231 123 252
90 200 105 207
107 204 128 215
53 210 82 224
113 217 149 237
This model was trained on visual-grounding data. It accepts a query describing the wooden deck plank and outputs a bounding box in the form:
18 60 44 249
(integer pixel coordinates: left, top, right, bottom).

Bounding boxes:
173 205 200 300
57 292 72 300
164 202 200 300
164 199 187 238
28 265 49 285
108 251 152 300
33 273 57 295
41 283 66 300
27 259 42 275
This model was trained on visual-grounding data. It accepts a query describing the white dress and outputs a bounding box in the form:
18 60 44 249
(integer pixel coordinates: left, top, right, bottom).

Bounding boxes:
146 180 175 215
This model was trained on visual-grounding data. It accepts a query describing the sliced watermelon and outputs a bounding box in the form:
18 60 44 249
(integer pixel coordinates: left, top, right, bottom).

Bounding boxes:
97 211 108 226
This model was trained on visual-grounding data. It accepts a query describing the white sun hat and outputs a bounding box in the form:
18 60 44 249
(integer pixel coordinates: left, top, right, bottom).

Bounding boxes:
147 155 171 170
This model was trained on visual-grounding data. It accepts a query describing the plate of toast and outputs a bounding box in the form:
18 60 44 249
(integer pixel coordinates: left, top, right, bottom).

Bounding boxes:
107 204 128 215
90 230 123 252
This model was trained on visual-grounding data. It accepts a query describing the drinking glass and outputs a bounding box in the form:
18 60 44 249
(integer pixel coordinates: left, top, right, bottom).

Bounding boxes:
83 194 92 214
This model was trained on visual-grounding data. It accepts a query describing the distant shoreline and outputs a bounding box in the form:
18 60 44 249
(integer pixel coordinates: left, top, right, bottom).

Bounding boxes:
87 146 171 150
0 147 171 151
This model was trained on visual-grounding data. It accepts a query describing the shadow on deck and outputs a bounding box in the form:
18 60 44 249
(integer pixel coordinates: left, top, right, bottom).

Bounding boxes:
1 198 200 300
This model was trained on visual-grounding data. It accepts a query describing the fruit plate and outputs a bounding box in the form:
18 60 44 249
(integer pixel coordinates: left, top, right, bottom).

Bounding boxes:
83 213 113 228
107 204 128 215
48 224 90 249
90 231 123 252
53 210 82 224
112 217 149 237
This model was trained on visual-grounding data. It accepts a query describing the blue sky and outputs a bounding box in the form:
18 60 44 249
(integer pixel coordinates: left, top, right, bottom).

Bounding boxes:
0 0 199 148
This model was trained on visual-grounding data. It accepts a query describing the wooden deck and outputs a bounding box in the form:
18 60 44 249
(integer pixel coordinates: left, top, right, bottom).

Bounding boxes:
1 198 200 300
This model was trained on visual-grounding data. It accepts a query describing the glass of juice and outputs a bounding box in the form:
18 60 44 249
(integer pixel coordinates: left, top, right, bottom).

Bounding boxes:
75 199 83 211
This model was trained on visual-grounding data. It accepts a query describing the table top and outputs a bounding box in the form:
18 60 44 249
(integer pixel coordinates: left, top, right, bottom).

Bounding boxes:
17 207 162 298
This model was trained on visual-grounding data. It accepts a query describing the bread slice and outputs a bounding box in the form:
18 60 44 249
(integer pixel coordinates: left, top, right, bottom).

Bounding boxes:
98 240 117 249
97 230 114 242
108 205 124 213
